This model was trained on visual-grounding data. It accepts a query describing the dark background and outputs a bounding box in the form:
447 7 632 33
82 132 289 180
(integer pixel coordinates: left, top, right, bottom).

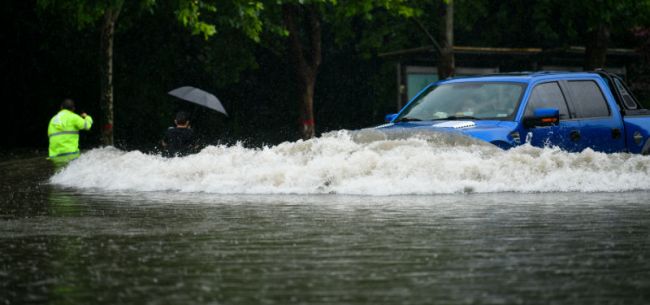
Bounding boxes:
3 0 650 156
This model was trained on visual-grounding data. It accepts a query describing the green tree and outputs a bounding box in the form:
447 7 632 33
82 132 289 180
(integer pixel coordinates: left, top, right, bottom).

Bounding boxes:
532 0 650 69
255 0 418 139
35 0 250 145
36 0 424 141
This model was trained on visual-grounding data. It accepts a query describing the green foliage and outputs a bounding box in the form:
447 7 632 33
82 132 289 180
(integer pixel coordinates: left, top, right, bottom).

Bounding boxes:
332 0 418 19
35 0 120 28
175 0 217 39
36 0 265 41
234 1 265 42
530 0 650 47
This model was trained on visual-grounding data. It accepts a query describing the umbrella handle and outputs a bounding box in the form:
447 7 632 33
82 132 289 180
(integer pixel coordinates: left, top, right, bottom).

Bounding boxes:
190 105 199 125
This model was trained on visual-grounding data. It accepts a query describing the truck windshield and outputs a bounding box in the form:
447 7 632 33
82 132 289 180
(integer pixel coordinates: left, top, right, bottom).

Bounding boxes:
395 82 525 121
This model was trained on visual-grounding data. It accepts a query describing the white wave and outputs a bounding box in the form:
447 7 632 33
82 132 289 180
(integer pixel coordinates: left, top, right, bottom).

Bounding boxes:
50 130 650 195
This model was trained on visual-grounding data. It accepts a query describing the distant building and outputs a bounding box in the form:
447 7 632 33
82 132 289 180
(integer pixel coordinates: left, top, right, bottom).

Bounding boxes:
380 45 641 109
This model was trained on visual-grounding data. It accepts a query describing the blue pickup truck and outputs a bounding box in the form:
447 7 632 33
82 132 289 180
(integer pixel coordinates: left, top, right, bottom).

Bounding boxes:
380 71 650 154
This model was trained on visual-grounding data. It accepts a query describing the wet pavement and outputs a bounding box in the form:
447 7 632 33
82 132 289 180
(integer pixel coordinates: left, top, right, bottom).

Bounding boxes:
1 156 649 305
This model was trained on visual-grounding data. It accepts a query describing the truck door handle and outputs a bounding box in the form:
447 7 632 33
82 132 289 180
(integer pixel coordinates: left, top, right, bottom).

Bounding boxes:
612 128 622 139
570 130 581 142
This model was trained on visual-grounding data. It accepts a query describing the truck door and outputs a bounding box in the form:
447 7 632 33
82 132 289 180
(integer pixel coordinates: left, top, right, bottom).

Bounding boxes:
523 81 582 152
563 80 626 153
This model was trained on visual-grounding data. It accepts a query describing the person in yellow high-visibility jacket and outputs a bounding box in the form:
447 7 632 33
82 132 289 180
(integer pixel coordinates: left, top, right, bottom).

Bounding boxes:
48 99 93 163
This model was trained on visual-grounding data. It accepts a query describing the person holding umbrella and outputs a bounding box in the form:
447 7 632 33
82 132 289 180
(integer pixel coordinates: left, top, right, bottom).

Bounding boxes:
163 86 228 157
161 111 196 157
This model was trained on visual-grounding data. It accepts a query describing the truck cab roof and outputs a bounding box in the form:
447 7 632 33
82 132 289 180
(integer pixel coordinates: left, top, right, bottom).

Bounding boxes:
440 71 606 84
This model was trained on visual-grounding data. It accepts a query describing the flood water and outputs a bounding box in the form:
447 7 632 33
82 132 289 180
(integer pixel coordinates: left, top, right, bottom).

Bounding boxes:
2 132 650 304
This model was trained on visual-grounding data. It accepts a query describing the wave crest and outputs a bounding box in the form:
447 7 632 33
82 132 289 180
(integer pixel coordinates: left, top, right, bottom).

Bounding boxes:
50 130 650 195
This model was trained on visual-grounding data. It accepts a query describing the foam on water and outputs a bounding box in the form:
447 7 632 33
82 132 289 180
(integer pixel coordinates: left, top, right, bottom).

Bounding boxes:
50 130 650 195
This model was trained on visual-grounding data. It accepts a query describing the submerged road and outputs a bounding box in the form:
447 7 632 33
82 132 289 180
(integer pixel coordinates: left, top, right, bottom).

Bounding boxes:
1 155 649 305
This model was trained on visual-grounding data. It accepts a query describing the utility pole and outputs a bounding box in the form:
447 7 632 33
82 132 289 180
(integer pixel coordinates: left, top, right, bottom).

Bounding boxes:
438 0 454 79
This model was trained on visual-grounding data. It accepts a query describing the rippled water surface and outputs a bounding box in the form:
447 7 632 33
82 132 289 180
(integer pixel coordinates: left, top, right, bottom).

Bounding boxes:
2 135 650 305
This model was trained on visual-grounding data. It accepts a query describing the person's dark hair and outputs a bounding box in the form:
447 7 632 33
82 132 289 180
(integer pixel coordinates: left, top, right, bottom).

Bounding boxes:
61 99 75 111
175 111 190 125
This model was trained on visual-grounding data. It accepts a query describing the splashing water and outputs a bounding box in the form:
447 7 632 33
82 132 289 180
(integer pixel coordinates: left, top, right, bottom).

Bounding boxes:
50 130 650 195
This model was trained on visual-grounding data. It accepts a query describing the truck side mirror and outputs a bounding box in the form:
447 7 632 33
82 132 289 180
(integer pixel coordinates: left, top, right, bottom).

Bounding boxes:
385 113 397 122
523 108 560 128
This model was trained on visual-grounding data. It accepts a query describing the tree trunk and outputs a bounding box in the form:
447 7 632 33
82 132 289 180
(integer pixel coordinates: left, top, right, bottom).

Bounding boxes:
584 23 610 70
438 0 454 79
283 4 321 140
99 6 121 146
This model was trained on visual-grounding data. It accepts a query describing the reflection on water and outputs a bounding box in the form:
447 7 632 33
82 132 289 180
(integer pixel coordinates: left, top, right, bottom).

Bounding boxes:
1 157 650 305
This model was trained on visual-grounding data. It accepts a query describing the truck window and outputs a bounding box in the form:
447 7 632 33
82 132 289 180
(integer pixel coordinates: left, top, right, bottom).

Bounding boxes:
525 82 570 119
567 80 610 118
613 78 638 110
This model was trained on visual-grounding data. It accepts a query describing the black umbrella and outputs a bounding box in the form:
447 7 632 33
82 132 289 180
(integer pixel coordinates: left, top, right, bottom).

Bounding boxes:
168 86 228 116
